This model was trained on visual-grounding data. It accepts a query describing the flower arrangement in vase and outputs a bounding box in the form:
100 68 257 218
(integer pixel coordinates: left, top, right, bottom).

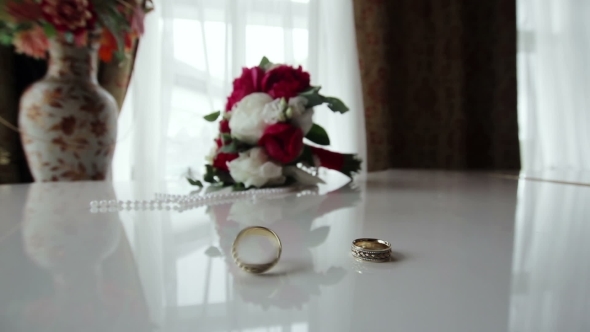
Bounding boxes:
0 0 151 61
0 0 152 181
193 57 362 189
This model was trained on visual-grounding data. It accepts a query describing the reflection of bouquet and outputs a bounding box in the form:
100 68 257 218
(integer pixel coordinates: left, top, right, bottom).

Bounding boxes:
192 56 362 189
0 0 152 61
206 184 361 309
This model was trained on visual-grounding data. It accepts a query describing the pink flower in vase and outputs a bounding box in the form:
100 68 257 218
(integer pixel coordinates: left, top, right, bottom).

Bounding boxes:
74 30 88 47
130 6 146 35
13 26 50 59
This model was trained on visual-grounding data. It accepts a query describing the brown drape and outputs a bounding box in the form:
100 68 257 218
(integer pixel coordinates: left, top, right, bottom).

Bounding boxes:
0 47 19 183
353 0 520 171
0 49 38 184
0 43 138 184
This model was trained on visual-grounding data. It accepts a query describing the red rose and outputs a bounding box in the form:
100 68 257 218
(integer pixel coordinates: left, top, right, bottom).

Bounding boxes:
309 146 345 170
213 152 238 171
219 119 230 133
259 123 304 164
262 65 311 100
225 67 264 111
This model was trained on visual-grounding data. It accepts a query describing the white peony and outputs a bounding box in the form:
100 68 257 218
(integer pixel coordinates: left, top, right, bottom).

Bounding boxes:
229 93 273 144
228 148 285 188
287 96 314 134
261 98 287 124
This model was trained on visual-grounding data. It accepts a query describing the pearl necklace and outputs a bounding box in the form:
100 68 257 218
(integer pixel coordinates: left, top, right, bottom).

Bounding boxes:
89 186 319 213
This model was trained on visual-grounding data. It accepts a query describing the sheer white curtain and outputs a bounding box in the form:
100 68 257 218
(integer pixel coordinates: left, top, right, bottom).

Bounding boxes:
517 0 590 179
514 3 590 330
511 180 590 332
112 1 364 323
113 0 365 181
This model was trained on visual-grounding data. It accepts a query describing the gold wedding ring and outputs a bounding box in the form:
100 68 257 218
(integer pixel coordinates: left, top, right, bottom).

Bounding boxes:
351 238 392 262
232 226 282 274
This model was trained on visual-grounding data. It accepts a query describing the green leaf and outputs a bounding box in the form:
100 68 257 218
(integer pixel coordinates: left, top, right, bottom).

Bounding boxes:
219 140 238 153
297 145 315 166
219 138 253 154
0 22 14 45
305 123 330 146
301 86 322 95
233 183 248 191
0 34 13 45
43 23 57 39
299 87 349 113
299 86 324 108
98 7 128 50
187 178 203 187
259 56 272 69
325 97 350 114
306 96 326 108
221 133 232 143
113 50 127 63
215 171 235 184
203 111 221 122
203 165 216 183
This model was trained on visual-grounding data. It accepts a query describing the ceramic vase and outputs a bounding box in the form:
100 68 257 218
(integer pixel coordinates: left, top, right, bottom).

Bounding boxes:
19 38 118 181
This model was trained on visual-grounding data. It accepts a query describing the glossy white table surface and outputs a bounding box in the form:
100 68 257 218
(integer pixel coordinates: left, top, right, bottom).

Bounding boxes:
1 170 589 332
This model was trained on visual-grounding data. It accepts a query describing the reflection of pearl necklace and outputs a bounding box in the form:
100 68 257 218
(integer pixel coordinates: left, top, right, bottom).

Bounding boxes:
89 186 319 213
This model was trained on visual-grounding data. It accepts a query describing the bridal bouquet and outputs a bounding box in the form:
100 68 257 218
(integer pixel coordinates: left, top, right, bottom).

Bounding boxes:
0 0 152 61
193 57 361 189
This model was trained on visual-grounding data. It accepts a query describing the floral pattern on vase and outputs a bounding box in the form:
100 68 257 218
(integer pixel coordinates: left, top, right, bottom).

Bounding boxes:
18 37 118 182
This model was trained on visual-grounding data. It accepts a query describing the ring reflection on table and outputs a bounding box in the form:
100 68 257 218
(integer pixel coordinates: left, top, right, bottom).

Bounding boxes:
232 226 282 274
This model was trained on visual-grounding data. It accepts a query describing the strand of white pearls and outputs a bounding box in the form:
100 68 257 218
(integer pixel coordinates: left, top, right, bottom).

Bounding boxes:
89 186 318 213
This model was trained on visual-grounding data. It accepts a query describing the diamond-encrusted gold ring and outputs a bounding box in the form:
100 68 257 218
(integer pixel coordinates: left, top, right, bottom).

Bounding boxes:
232 226 282 274
351 238 392 263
